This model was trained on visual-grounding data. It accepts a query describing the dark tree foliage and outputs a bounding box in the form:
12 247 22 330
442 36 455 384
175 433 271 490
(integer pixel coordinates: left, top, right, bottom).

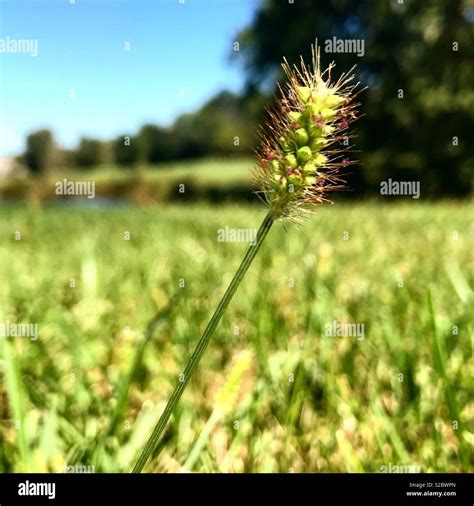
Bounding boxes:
172 91 258 159
137 124 178 163
234 0 474 197
112 135 141 168
76 137 106 168
24 129 54 174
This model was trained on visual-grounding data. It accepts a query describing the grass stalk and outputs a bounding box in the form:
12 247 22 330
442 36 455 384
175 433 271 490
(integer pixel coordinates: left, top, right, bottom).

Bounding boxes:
132 210 274 473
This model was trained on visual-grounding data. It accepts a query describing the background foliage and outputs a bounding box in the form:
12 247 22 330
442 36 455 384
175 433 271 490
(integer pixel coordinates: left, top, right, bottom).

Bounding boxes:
15 0 474 198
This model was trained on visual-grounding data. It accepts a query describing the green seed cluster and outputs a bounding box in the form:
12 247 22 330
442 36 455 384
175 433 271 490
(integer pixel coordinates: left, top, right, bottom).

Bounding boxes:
265 84 346 216
254 47 359 222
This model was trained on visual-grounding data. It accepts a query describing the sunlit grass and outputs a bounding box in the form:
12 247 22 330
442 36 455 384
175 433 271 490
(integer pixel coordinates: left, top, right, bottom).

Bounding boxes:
0 202 473 472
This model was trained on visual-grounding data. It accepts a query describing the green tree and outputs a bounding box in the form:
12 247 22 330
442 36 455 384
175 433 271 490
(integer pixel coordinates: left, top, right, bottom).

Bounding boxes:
112 134 140 168
76 137 107 168
137 124 178 163
173 91 258 158
24 129 55 174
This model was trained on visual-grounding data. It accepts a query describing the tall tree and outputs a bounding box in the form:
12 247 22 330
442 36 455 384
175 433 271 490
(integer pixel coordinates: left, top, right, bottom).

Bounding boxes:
24 129 55 174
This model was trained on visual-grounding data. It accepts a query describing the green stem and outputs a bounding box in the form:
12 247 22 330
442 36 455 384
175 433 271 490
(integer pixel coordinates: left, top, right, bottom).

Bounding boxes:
132 210 274 473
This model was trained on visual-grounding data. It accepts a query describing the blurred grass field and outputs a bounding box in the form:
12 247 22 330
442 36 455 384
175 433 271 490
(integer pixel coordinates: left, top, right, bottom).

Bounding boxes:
0 158 254 204
0 201 473 473
45 158 253 184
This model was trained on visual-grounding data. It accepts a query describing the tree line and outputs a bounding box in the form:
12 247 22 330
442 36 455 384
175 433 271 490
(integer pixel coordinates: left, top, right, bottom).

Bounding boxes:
19 90 263 173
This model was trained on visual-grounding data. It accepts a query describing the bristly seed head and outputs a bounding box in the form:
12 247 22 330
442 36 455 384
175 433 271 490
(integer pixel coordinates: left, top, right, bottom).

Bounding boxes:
253 45 361 222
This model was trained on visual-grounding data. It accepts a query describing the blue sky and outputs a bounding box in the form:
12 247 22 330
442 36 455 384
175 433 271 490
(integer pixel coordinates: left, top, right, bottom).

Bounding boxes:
0 0 257 156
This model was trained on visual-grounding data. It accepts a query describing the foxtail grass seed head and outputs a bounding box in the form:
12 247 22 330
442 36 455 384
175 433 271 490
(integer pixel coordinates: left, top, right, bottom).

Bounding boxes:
133 47 363 474
254 45 361 222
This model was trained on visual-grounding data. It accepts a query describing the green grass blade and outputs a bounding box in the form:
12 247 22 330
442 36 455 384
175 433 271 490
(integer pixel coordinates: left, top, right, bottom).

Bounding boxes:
1 339 31 471
132 211 274 473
